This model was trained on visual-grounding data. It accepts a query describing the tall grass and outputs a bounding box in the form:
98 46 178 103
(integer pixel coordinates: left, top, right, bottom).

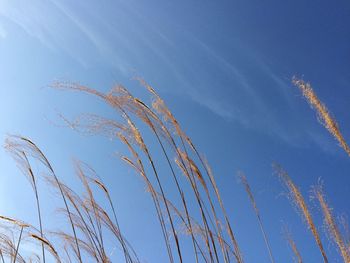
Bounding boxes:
313 185 350 262
5 139 46 262
282 226 302 263
293 77 350 156
238 172 275 263
0 78 349 262
274 164 328 262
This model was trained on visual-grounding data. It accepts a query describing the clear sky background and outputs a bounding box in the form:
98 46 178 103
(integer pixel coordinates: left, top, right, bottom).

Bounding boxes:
0 0 350 262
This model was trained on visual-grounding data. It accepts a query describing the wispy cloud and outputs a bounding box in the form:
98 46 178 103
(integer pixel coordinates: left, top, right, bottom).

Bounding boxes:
0 23 6 38
0 0 128 69
0 0 336 154
171 34 338 153
0 1 86 66
49 0 134 73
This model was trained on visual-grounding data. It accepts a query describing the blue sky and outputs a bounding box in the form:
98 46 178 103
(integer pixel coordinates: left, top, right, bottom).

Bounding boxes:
0 0 350 262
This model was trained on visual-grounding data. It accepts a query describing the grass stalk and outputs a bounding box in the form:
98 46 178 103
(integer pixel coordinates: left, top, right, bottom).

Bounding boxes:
238 172 275 263
314 185 349 262
293 77 350 157
274 164 328 263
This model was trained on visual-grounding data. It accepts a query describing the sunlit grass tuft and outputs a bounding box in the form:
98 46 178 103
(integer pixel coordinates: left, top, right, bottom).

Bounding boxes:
0 78 348 262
